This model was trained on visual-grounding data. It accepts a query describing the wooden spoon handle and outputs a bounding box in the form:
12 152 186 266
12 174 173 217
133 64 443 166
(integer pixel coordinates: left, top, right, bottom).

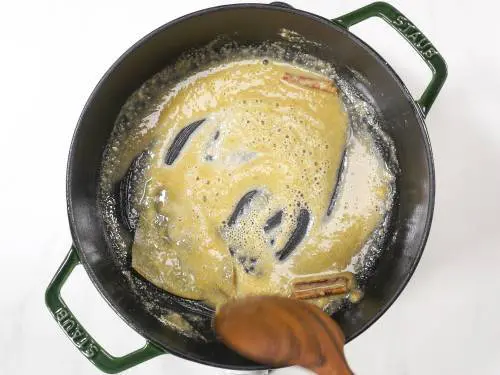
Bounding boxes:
290 302 352 375
215 296 353 375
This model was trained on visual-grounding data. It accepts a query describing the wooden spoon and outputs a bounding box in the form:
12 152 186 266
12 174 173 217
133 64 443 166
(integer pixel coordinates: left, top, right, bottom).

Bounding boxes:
215 296 353 375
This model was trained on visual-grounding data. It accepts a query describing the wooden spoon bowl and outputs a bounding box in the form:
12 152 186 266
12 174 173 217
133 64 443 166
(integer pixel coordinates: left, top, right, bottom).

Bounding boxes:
215 296 353 375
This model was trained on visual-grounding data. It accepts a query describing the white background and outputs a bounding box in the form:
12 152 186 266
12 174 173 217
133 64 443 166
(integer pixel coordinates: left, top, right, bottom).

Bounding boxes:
1 0 499 374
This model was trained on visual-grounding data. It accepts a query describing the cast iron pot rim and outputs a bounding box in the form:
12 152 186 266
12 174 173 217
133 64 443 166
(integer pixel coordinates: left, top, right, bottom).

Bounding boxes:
66 2 435 369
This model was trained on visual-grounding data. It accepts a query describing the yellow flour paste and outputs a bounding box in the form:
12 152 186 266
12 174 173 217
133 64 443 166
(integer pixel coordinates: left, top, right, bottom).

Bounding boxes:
130 59 392 308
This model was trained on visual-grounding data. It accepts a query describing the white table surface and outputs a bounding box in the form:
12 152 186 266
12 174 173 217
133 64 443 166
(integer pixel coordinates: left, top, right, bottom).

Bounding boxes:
1 0 499 374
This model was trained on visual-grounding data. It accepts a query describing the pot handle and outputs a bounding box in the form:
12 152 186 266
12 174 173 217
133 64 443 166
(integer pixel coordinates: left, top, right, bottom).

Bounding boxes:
334 1 447 116
45 247 165 373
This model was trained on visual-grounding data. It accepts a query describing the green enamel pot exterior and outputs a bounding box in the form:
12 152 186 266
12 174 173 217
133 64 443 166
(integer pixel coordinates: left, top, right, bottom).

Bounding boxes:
334 2 447 116
45 248 164 373
46 2 447 373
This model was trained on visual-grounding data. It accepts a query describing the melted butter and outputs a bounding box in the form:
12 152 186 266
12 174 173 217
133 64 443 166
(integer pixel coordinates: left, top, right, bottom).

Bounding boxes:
159 312 206 341
131 59 393 308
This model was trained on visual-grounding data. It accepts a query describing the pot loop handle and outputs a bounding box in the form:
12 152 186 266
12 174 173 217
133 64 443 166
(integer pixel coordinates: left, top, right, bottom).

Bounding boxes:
45 247 165 373
334 1 447 117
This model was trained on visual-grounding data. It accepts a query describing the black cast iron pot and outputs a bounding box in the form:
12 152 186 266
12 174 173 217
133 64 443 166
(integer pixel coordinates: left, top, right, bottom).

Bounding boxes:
46 2 447 373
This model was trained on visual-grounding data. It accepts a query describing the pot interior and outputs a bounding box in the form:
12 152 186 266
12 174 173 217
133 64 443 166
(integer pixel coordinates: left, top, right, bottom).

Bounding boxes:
68 4 433 369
